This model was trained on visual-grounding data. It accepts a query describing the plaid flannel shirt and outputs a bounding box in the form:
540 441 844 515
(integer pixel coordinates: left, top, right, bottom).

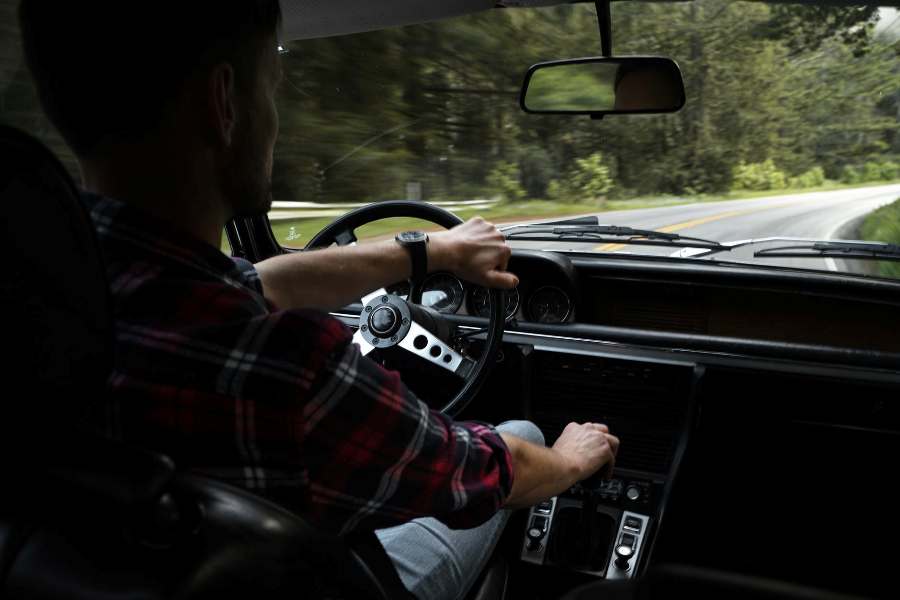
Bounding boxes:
80 192 513 534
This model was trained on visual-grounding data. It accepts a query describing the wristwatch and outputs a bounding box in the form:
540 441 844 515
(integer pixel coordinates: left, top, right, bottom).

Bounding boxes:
395 231 429 300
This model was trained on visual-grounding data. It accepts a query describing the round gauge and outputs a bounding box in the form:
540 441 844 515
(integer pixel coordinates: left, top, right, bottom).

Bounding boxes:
421 273 465 314
467 286 520 319
526 286 572 323
387 281 410 299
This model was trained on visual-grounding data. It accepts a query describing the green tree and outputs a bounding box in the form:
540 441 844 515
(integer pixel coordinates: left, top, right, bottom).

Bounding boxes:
487 161 526 202
572 152 613 201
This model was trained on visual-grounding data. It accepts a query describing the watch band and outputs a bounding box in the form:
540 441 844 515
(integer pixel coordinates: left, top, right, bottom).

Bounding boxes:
395 231 429 298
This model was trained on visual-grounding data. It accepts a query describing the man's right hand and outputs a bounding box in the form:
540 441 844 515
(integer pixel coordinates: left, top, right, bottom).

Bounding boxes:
499 421 620 509
551 422 619 481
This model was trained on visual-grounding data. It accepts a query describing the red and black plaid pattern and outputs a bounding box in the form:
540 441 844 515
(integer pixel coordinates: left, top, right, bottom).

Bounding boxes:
80 192 513 534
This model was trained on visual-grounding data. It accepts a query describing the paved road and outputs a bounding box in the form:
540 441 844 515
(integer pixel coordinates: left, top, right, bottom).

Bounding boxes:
507 183 900 275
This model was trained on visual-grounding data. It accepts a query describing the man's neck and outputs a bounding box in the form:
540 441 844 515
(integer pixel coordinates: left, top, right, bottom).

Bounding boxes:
80 144 228 249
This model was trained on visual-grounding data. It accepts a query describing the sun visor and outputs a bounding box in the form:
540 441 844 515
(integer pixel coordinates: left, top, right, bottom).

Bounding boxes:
280 0 495 41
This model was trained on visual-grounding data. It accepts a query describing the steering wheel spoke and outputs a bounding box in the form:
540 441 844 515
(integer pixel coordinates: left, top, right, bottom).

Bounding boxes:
334 228 358 246
398 321 474 377
361 287 389 307
352 328 375 356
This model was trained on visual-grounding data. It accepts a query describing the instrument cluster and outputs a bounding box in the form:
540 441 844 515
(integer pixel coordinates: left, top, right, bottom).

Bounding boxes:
386 252 577 324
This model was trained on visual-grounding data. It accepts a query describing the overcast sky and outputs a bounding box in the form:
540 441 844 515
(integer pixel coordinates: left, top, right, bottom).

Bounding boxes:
876 7 900 39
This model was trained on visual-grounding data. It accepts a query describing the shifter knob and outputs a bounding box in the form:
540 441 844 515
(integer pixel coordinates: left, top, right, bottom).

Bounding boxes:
614 543 634 570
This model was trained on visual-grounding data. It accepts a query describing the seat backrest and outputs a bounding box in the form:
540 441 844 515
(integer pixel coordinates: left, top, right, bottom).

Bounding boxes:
0 126 412 600
0 124 112 439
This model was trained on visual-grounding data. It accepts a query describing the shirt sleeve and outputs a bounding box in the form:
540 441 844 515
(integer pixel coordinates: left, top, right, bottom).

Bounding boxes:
292 317 515 534
230 256 265 295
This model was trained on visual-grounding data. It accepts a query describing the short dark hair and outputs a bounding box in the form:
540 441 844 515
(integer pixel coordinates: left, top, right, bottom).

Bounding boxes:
19 1 282 158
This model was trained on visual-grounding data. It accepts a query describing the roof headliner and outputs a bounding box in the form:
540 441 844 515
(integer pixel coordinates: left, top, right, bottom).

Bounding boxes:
281 0 493 41
279 0 899 42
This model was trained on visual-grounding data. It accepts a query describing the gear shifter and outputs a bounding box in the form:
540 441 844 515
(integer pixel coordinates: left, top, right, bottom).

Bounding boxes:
546 463 617 572
581 463 613 491
579 463 613 571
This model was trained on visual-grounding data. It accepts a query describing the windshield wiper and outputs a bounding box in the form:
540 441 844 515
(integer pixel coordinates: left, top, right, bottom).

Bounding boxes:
502 218 724 250
754 240 900 262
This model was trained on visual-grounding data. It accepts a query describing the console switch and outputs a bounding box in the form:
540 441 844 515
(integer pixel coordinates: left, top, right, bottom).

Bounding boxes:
614 543 635 570
624 516 642 532
521 496 557 565
526 527 544 551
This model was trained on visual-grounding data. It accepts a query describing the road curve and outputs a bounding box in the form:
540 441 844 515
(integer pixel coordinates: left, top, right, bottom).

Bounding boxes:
508 183 900 275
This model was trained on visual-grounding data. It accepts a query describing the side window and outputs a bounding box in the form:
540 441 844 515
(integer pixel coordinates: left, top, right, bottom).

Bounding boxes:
0 2 78 178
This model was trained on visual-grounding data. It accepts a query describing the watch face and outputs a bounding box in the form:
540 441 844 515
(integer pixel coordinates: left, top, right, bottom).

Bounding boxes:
397 230 427 243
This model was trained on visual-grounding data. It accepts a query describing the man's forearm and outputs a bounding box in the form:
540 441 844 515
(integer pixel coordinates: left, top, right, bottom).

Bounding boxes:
254 238 454 311
499 433 582 509
253 218 516 311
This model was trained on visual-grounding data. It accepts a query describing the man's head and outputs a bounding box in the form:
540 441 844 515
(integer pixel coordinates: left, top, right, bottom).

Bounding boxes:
613 62 683 112
19 1 282 217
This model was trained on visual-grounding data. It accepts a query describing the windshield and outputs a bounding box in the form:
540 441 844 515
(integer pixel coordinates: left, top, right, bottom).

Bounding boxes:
265 1 900 280
2 1 899 279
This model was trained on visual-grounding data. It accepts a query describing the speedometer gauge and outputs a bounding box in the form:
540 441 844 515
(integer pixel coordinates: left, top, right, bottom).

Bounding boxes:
421 273 465 314
467 286 519 319
526 286 571 323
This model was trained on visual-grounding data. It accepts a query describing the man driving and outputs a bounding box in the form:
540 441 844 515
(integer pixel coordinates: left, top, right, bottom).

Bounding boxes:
18 2 619 599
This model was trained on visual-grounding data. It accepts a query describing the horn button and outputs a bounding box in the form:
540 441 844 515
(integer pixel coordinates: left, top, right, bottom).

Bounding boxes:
369 306 400 336
357 293 414 348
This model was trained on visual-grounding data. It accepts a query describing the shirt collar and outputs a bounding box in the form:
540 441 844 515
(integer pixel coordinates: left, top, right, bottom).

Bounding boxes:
81 190 251 282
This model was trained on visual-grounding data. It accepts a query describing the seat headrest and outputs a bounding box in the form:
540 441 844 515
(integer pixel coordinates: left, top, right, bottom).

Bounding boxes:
0 126 112 442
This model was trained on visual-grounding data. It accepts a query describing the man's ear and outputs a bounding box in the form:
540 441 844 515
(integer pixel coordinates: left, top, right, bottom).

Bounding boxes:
208 62 237 148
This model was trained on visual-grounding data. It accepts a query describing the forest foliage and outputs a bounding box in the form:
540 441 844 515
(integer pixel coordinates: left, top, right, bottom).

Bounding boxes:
1 1 899 205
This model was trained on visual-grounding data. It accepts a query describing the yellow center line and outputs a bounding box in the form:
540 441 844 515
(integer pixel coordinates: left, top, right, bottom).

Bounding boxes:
594 201 804 252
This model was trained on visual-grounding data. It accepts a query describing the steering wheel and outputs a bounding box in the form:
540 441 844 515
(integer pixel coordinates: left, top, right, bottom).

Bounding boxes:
305 200 505 417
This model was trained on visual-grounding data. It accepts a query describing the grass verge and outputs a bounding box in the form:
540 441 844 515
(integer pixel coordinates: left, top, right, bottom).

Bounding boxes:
859 197 900 279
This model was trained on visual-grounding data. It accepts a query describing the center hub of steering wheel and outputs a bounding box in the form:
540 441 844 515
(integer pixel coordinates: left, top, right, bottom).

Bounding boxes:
358 294 413 348
369 306 400 336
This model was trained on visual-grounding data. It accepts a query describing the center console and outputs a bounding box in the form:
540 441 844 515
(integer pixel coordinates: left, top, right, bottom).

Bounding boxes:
520 474 658 579
518 350 697 579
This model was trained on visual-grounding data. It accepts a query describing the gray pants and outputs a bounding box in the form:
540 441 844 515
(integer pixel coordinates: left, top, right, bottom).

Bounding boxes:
376 420 545 600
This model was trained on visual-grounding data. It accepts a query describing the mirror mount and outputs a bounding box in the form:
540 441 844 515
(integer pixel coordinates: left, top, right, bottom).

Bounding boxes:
595 1 612 57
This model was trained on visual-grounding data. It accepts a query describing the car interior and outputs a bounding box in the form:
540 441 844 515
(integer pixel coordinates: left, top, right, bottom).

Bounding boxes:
2 1 900 599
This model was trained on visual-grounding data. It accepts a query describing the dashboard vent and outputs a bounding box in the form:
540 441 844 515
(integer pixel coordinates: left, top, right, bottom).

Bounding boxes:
530 352 693 475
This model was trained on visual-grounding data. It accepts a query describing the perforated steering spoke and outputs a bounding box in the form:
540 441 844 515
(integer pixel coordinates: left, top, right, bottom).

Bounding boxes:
398 321 474 377
361 287 389 307
352 328 375 356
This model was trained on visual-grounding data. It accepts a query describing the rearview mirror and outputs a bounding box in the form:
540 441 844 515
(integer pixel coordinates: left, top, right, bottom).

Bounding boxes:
520 56 685 116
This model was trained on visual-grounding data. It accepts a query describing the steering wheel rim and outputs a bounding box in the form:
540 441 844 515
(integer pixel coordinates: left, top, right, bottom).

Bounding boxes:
305 200 505 417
